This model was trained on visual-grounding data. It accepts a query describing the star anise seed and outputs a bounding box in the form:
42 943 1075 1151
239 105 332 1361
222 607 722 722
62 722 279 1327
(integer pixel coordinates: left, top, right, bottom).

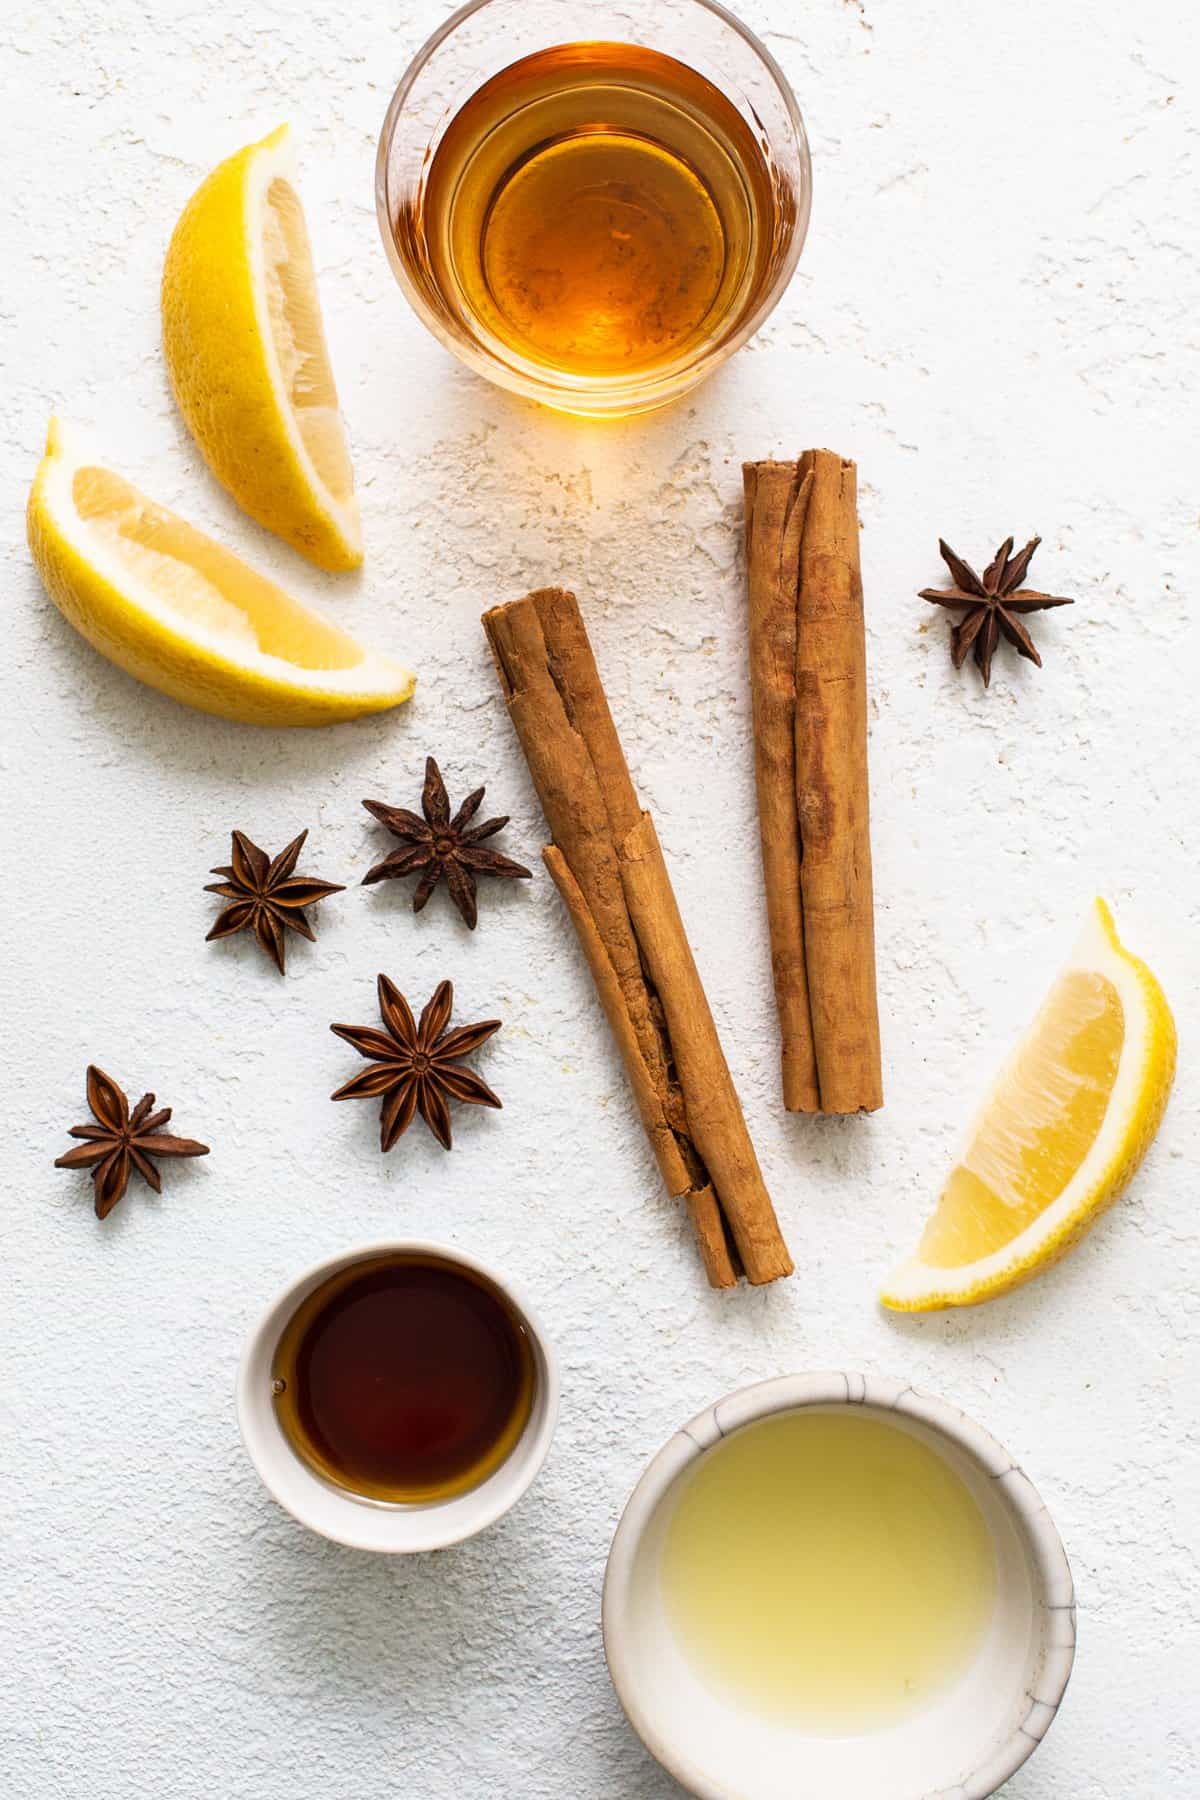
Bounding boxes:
362 757 532 930
55 1065 210 1219
330 976 502 1152
205 829 344 974
920 536 1075 687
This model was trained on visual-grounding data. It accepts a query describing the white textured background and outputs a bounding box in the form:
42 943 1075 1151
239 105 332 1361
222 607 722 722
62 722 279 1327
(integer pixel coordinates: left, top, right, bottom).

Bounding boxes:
1 2 1197 1795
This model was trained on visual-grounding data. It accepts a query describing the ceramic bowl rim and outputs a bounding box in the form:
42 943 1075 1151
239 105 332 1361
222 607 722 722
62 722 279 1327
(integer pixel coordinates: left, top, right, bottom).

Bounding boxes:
235 1236 559 1553
602 1371 1076 1800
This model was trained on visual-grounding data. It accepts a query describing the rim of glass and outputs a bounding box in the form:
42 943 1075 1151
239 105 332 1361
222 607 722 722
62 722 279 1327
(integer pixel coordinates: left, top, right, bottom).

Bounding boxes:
375 0 812 412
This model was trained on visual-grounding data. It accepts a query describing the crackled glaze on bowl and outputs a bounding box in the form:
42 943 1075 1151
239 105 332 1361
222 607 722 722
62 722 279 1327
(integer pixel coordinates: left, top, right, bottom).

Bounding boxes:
603 1373 1076 1800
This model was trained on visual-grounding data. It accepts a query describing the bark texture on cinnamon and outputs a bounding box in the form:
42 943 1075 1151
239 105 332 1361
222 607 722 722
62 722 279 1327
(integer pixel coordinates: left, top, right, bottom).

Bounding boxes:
483 587 792 1289
743 452 883 1115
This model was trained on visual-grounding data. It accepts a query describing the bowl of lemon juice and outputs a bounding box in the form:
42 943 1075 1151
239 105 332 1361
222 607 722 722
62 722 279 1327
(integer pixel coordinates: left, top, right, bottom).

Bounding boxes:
603 1374 1075 1800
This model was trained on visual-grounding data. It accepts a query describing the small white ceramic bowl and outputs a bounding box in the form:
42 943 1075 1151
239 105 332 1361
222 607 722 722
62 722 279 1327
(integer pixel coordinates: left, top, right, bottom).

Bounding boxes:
236 1239 559 1552
603 1373 1076 1800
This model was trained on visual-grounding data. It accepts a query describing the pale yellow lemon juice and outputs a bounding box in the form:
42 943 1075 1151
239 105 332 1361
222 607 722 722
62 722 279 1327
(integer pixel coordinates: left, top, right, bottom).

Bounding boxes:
659 1410 996 1733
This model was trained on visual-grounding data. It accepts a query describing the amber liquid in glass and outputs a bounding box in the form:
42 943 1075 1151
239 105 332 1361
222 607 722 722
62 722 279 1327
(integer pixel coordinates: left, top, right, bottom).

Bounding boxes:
419 42 776 379
271 1252 536 1502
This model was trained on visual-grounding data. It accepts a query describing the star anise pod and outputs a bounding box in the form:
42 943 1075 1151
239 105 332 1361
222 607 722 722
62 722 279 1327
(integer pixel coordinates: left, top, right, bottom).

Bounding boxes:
920 536 1075 686
362 757 532 930
331 976 502 1151
55 1065 210 1219
205 829 344 974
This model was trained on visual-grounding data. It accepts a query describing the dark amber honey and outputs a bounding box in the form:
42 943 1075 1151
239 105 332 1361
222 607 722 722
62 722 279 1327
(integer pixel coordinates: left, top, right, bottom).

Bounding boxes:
271 1252 536 1502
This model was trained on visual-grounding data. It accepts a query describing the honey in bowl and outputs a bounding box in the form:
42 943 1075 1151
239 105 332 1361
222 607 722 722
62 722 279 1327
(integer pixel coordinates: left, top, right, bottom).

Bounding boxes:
271 1251 536 1502
659 1410 997 1733
421 42 777 378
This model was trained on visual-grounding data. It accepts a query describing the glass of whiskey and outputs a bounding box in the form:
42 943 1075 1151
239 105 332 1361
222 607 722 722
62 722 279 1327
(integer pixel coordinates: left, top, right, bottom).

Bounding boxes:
376 0 811 416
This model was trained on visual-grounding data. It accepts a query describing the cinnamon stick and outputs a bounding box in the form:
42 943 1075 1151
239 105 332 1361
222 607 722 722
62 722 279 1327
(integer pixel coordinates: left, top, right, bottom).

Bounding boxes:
483 587 792 1289
743 452 883 1115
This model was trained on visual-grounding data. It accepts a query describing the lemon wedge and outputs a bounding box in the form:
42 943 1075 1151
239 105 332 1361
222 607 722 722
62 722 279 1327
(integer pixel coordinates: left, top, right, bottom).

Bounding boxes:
881 899 1176 1311
27 420 414 726
162 124 361 571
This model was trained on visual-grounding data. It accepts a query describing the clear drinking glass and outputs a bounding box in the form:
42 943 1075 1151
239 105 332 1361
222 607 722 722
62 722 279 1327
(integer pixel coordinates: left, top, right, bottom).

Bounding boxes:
376 0 811 416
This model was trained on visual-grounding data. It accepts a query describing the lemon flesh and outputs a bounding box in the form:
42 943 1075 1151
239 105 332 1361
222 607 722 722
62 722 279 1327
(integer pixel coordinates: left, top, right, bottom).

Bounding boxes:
881 899 1175 1310
162 124 361 571
27 420 414 727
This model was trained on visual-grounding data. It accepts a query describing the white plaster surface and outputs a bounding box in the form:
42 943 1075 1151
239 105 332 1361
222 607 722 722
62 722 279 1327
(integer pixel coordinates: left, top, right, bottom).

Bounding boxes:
1 3 1197 1796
